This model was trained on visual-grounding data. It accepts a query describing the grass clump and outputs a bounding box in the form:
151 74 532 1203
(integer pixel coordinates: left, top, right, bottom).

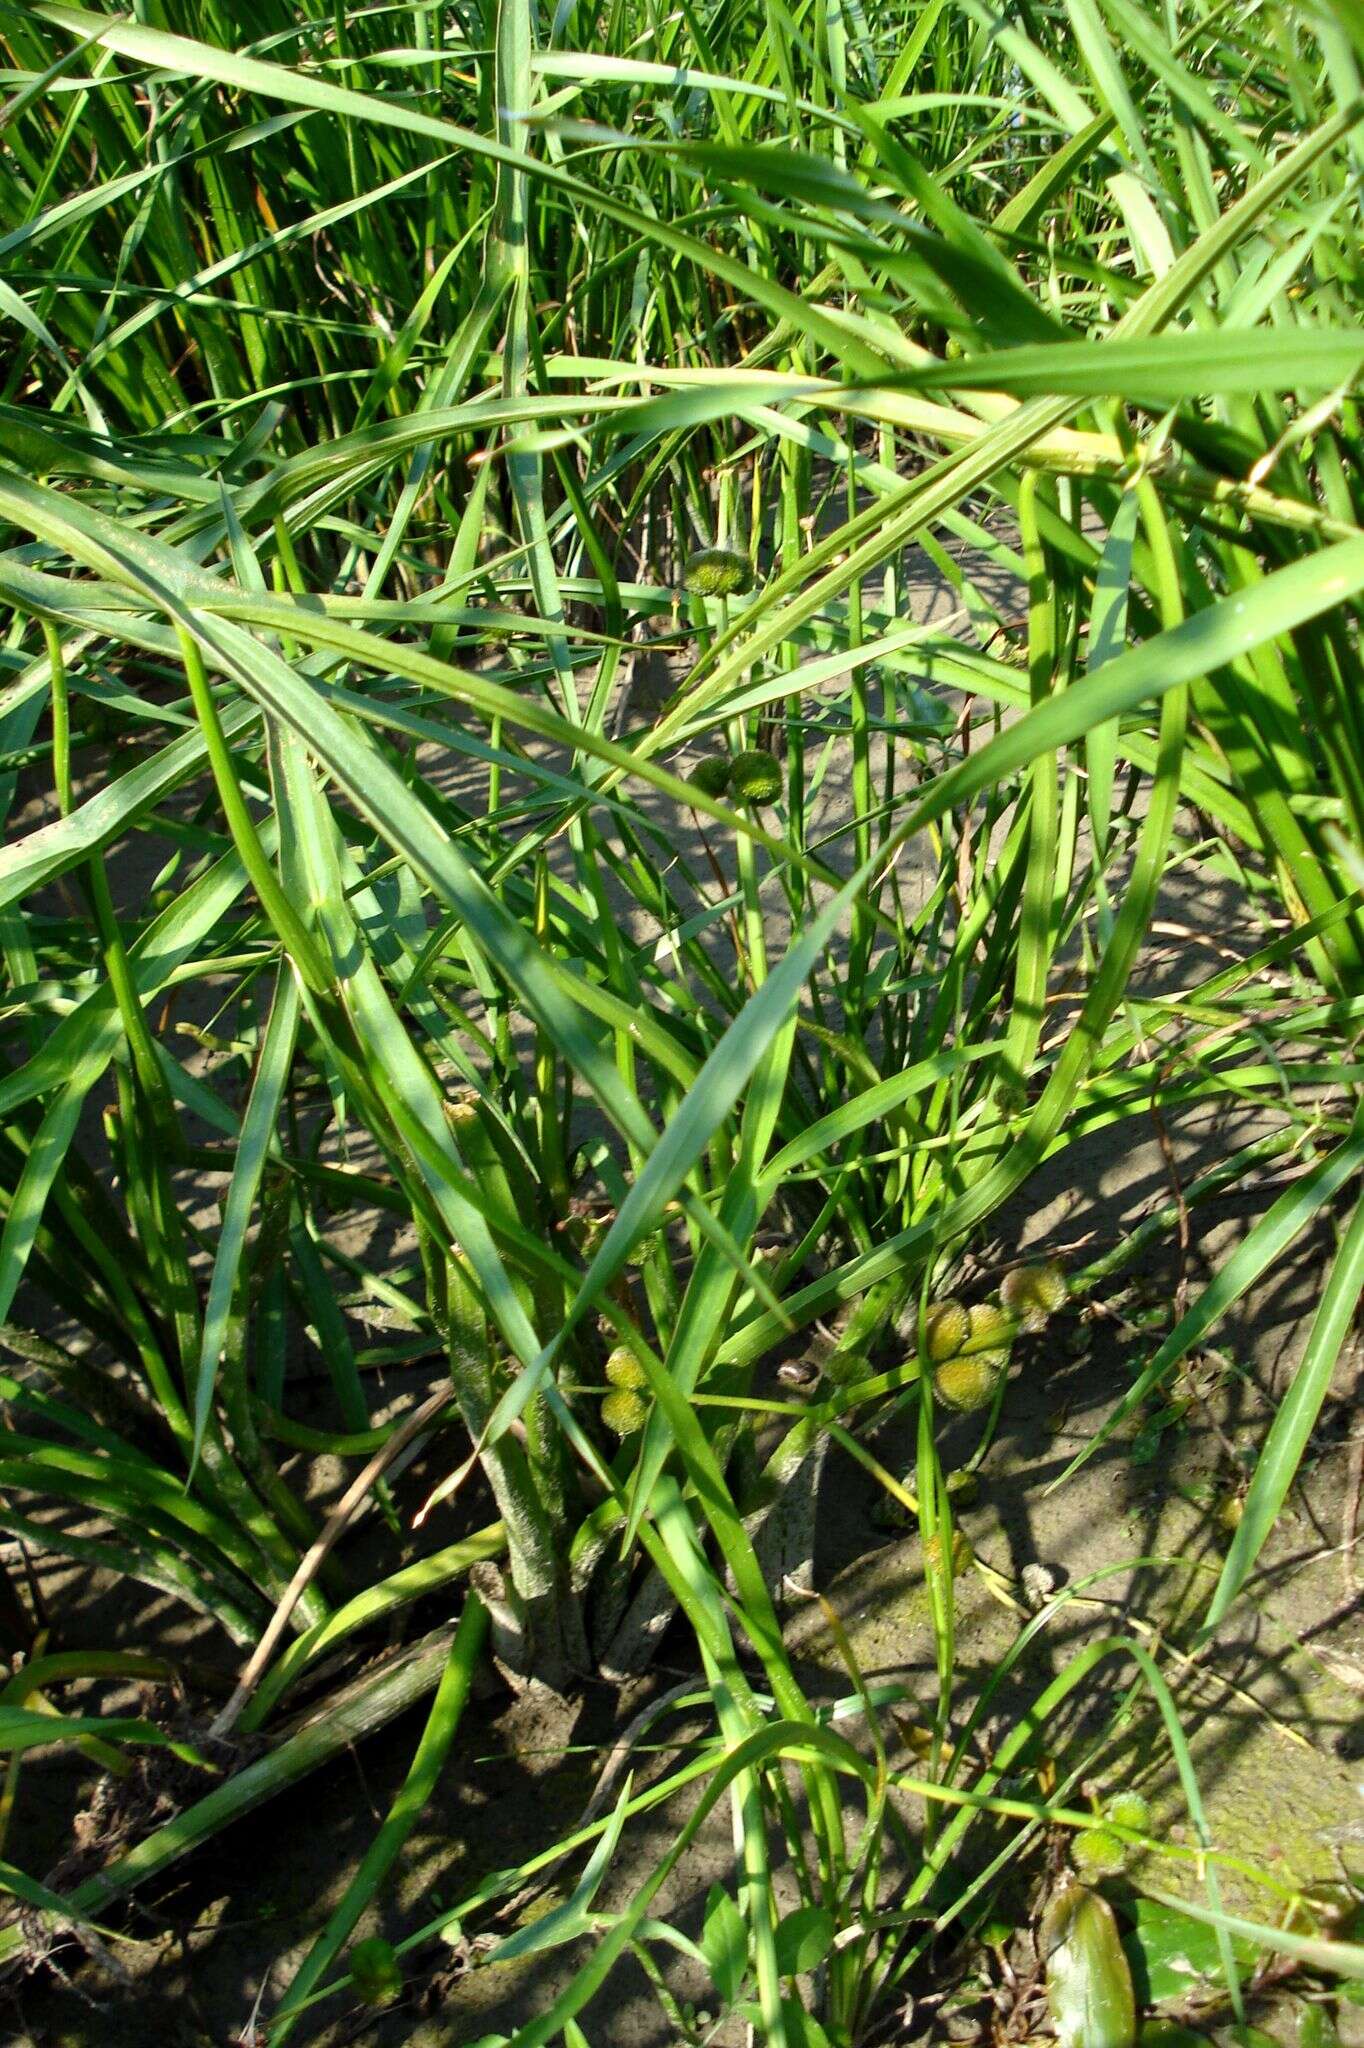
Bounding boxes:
0 0 1363 2039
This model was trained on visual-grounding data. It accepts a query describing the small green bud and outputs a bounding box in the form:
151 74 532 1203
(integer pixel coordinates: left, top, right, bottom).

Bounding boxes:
350 1936 402 2006
604 1347 646 1391
1103 1791 1150 1834
602 1387 648 1437
685 755 732 799
682 546 753 597
1071 1827 1127 1877
728 749 784 805
933 1356 1001 1413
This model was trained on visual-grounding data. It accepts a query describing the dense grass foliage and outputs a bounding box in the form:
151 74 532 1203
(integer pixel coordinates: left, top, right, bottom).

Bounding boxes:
3 0 1364 2037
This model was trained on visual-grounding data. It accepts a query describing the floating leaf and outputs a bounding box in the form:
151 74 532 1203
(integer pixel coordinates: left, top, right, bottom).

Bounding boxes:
1120 1897 1256 2004
1044 1883 1137 2048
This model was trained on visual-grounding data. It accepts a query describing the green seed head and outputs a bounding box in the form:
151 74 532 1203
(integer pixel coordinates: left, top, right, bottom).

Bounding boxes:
601 1387 648 1437
729 749 784 805
933 1355 1001 1413
1103 1792 1150 1834
924 1299 969 1362
1001 1260 1068 1331
965 1301 1011 1352
1071 1826 1127 1877
682 546 754 598
685 755 732 799
605 1347 646 1390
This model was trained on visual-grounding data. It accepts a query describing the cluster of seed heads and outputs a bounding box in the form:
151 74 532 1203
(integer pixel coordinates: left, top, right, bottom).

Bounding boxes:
1071 1791 1151 1877
601 1346 648 1438
684 748 784 807
923 1261 1066 1412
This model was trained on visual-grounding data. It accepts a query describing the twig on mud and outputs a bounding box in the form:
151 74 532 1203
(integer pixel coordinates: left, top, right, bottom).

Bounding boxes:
210 1386 452 1741
1343 1352 1364 1594
1147 1091 1192 1320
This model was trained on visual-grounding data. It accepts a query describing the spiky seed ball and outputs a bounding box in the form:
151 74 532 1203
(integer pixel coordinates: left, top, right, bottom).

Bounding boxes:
945 1468 979 1505
1071 1826 1126 1877
924 1299 969 1362
1000 1260 1068 1332
682 546 753 598
1034 1259 1068 1313
729 749 784 805
604 1347 646 1390
1103 1792 1150 1834
965 1301 1011 1352
685 755 732 799
602 1387 648 1437
933 1356 1001 1413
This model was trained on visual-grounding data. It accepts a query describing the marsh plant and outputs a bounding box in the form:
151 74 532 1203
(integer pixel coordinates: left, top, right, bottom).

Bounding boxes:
1 0 1364 2038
